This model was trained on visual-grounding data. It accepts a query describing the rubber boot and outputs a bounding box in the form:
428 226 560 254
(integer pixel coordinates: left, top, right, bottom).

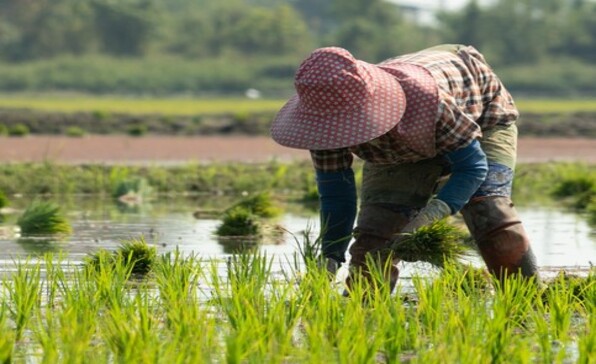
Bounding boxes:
461 196 539 281
345 204 411 295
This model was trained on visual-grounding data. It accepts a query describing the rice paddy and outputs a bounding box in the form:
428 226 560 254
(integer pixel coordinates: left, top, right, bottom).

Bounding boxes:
0 251 593 363
0 160 593 362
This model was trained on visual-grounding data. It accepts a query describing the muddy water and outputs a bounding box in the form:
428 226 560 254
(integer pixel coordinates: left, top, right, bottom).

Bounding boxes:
0 197 593 274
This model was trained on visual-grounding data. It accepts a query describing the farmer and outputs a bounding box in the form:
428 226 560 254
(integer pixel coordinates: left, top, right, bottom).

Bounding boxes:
270 44 539 292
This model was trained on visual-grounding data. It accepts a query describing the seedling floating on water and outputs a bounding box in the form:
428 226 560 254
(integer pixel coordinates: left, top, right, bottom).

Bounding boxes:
17 201 72 236
85 237 157 276
112 177 152 204
391 219 472 267
216 206 262 237
226 192 282 218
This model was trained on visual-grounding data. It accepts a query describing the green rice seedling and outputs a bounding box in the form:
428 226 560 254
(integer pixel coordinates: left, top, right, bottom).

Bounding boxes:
116 237 157 276
0 302 15 364
552 175 595 210
65 126 85 137
578 314 596 364
0 190 8 209
4 260 42 341
8 123 29 137
293 225 322 269
85 237 157 277
226 191 282 218
127 123 148 136
543 271 595 305
487 275 538 362
391 219 472 267
0 124 7 136
100 293 162 363
112 176 152 202
588 200 596 226
216 206 262 237
439 261 492 297
17 200 72 236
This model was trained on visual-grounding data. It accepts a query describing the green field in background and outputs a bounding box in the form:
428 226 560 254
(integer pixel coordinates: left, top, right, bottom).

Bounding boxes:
0 95 595 115
0 96 286 115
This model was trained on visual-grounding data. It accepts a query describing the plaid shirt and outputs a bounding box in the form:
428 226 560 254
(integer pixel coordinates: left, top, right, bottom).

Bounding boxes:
311 45 519 172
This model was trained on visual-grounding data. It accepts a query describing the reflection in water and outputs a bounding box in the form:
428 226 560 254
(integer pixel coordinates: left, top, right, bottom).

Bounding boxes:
0 197 593 271
217 237 260 254
518 207 594 267
16 238 61 255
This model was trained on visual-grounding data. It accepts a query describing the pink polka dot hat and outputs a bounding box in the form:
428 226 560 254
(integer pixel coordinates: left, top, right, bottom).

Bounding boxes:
271 47 407 150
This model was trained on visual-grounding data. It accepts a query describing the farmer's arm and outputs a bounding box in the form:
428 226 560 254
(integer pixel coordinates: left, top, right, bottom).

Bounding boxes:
393 140 488 240
311 149 357 264
396 91 489 235
438 139 488 214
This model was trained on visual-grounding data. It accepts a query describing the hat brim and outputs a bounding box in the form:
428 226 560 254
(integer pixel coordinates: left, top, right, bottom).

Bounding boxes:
270 62 406 150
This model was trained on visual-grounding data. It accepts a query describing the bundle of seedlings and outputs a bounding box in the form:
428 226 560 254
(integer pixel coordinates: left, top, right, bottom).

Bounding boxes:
216 206 262 237
390 219 472 268
85 237 157 276
113 177 153 205
226 191 282 218
17 200 72 236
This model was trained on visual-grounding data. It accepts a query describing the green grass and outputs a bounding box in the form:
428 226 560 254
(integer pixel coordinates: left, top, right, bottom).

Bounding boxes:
0 95 285 116
0 251 593 363
515 99 596 113
1 94 595 115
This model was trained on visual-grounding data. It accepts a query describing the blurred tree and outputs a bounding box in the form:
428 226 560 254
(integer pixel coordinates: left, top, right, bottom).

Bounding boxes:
230 5 312 55
437 0 484 49
91 0 155 56
554 0 596 62
0 0 96 60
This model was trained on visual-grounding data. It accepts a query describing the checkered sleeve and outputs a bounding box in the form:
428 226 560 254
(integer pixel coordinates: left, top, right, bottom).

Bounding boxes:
435 92 483 154
310 148 354 172
479 82 519 127
458 47 519 128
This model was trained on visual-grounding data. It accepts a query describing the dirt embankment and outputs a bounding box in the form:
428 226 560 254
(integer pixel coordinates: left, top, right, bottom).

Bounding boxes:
1 135 595 165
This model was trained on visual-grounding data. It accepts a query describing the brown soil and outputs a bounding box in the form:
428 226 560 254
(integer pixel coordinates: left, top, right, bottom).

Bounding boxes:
0 135 594 165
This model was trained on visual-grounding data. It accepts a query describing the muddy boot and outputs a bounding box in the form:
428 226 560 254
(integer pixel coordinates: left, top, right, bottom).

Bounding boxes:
345 204 410 295
461 196 539 281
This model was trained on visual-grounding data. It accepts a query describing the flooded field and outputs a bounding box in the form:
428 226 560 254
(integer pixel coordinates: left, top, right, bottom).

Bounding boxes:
0 196 593 273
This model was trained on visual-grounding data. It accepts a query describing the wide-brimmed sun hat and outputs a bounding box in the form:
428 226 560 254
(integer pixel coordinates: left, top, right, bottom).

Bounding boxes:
271 47 406 150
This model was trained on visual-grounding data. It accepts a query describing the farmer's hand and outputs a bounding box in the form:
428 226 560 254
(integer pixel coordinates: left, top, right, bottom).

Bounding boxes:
389 199 451 256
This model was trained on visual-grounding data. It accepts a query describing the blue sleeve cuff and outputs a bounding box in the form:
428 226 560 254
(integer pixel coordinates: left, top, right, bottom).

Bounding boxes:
437 140 488 213
316 169 357 263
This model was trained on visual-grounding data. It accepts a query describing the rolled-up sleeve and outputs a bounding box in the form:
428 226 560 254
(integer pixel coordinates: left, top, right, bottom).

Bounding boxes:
310 148 354 172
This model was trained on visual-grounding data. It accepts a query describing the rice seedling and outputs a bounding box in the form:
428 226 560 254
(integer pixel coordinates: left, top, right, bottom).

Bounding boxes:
116 237 157 276
0 190 8 209
551 174 595 210
17 200 72 236
85 237 157 276
226 191 282 218
0 302 15 364
65 126 86 137
390 219 473 267
112 177 152 203
4 260 42 341
0 248 594 363
588 200 596 226
8 123 29 137
216 206 262 237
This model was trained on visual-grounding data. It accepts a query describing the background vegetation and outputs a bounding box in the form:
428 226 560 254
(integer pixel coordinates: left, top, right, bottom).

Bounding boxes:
0 0 594 96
